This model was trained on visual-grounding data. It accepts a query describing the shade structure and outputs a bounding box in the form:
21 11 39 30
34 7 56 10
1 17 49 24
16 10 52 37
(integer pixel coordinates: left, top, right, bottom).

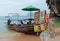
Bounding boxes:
22 6 40 11
22 5 40 18
22 5 40 24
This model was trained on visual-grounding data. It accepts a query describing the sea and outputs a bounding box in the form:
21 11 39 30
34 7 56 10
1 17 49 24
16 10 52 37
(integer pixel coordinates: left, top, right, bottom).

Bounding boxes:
0 20 20 37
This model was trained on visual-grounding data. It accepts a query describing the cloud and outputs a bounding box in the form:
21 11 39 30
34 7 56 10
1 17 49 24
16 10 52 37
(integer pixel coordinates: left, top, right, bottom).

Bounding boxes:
0 0 50 16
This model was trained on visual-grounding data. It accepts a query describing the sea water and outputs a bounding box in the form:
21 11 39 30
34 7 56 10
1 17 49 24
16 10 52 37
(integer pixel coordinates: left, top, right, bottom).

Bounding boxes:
0 20 9 34
0 20 19 36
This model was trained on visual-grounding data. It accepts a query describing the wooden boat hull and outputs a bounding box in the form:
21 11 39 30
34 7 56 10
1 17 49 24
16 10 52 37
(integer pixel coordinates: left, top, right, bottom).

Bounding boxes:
7 24 41 35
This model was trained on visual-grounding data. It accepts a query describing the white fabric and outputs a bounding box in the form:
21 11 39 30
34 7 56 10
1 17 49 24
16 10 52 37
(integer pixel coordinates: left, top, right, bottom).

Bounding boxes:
40 30 50 41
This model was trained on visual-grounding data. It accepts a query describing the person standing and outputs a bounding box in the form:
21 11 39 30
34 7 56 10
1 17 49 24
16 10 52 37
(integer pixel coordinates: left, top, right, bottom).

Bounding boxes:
40 29 50 41
7 19 11 25
48 13 55 37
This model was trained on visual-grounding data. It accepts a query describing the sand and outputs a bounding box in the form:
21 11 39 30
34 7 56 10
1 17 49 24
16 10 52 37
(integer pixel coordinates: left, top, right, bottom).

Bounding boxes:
0 28 60 41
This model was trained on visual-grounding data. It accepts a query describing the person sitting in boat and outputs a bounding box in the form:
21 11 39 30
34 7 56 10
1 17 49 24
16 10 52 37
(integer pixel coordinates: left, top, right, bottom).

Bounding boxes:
7 19 11 25
20 21 26 26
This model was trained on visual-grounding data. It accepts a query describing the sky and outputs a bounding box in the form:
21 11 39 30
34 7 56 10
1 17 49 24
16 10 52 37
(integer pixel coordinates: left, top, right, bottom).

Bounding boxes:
0 0 50 16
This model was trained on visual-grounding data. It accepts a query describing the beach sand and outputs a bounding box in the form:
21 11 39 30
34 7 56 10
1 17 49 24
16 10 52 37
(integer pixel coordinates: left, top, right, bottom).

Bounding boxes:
48 28 60 41
0 28 60 41
0 33 41 41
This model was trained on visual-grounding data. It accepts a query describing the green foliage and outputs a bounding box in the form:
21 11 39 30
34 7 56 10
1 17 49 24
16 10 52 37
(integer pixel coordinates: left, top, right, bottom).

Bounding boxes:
56 0 60 14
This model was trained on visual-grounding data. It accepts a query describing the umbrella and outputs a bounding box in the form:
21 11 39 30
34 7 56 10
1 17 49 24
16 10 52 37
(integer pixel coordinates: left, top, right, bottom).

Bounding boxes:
22 5 40 24
22 5 40 18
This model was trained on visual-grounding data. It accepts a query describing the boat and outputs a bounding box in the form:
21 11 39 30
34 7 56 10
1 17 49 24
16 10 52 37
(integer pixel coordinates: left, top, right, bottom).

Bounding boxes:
7 10 46 35
7 18 42 35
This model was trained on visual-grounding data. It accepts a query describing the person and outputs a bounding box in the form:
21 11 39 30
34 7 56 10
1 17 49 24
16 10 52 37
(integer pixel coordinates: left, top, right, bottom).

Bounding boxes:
7 19 11 25
20 21 23 24
48 13 55 37
40 29 50 41
40 18 50 41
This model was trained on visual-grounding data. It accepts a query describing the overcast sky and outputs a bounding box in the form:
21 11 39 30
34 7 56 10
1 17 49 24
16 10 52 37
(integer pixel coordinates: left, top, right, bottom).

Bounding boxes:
0 0 50 16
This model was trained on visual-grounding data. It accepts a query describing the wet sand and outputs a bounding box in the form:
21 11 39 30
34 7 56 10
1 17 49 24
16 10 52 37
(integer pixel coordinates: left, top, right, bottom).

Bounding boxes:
0 33 41 41
0 28 60 41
